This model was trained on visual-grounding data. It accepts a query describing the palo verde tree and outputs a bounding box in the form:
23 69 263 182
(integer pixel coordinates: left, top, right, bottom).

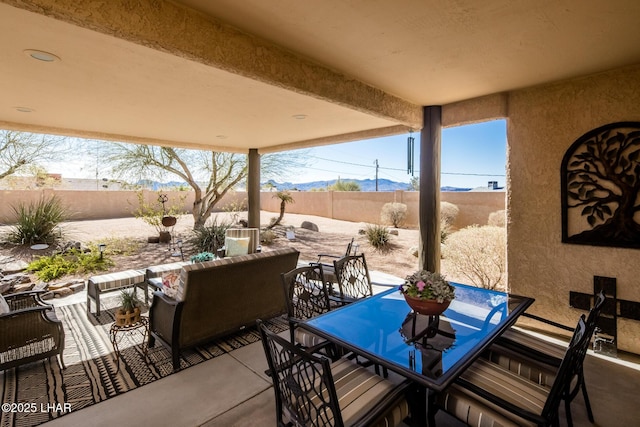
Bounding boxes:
0 130 69 180
105 142 307 229
563 123 640 246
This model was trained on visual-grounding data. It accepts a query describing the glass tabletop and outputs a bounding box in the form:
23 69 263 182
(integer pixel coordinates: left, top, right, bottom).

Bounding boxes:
303 282 534 391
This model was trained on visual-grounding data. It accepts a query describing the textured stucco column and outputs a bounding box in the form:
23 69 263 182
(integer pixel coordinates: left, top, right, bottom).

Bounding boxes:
247 149 260 229
419 106 442 272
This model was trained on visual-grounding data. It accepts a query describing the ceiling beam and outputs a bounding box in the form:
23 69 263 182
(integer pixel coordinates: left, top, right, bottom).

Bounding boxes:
3 0 423 129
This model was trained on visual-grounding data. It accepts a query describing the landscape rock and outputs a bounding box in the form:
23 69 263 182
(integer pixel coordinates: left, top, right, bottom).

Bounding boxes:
13 283 35 293
53 287 73 298
70 282 86 293
300 221 319 232
0 282 11 294
41 291 54 300
1 273 31 288
33 282 48 292
0 259 29 275
389 229 399 236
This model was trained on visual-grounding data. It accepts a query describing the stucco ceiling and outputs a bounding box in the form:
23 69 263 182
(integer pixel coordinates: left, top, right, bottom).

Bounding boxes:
1 0 640 153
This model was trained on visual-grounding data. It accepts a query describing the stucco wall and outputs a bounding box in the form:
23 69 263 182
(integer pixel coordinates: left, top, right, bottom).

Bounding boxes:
1 188 503 231
259 190 503 229
506 64 640 353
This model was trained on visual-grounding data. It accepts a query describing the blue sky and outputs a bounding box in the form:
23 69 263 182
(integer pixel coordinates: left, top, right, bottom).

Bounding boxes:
45 119 506 189
286 119 507 189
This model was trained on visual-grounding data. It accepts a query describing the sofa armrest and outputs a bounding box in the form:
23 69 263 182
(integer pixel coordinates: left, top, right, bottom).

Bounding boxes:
149 291 183 346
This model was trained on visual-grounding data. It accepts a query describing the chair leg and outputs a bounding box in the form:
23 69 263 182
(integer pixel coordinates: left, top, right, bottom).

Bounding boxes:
57 353 66 370
581 381 595 422
565 398 573 427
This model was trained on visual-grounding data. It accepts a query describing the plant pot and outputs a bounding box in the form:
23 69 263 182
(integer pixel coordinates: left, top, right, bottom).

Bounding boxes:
403 294 451 316
162 216 177 227
159 231 171 243
115 307 141 326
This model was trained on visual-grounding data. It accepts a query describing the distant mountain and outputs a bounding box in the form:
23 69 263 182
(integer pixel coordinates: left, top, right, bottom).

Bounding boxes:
265 179 472 192
131 178 474 192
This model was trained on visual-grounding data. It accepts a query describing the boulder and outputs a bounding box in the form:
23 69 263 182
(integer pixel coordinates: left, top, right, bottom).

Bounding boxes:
300 221 319 232
389 229 399 236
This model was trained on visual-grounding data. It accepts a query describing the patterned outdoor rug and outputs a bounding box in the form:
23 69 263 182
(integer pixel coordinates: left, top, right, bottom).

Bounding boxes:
0 300 288 427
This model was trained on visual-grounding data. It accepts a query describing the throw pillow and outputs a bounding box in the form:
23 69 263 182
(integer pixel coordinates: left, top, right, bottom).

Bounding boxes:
161 271 181 300
0 293 10 314
225 236 250 257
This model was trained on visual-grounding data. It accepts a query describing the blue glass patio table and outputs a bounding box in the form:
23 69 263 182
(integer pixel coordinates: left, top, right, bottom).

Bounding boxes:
302 282 534 392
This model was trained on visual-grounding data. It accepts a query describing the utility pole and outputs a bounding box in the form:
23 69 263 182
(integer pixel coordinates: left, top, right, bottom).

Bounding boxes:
374 159 379 191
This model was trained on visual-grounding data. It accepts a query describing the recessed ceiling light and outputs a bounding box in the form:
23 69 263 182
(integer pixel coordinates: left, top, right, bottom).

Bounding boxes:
15 107 34 113
24 49 61 62
292 114 307 120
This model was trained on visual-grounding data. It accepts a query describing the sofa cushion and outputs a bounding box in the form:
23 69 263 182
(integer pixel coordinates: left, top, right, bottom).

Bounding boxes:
0 294 9 314
146 261 190 279
162 271 182 300
226 236 250 257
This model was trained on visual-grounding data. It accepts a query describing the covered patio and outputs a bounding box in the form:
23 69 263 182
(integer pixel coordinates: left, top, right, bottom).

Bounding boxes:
2 0 640 425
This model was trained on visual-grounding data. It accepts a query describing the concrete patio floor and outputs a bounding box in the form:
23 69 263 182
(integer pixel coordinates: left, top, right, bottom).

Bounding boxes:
39 269 640 427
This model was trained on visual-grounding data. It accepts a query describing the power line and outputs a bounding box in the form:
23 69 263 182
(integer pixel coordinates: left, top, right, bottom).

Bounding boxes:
308 155 505 177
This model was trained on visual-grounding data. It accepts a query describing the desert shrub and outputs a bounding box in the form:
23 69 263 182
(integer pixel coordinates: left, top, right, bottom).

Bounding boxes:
328 180 360 191
364 224 390 249
488 210 506 227
6 195 68 245
27 249 113 281
189 216 231 253
380 202 407 228
440 201 459 228
223 198 247 224
442 225 506 290
261 229 276 245
440 201 460 243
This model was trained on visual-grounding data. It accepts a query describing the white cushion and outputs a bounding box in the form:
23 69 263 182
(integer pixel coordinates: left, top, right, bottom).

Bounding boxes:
226 236 250 257
161 271 181 300
0 294 10 314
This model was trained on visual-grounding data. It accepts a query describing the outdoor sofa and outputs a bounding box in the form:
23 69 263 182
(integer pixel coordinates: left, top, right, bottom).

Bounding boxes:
148 247 300 370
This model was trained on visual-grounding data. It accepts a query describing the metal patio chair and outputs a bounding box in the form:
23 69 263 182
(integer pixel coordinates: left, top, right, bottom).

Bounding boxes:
484 290 606 425
257 320 411 427
332 253 374 305
281 264 334 355
313 238 358 283
432 313 593 427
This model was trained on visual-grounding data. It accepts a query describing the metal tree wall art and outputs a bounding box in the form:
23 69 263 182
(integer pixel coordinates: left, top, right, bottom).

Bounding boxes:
561 122 640 248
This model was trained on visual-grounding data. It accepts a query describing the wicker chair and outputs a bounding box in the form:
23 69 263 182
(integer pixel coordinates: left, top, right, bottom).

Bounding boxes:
0 291 65 371
258 320 411 427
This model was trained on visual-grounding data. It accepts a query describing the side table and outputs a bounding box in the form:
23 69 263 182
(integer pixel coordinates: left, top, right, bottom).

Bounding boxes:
109 316 149 372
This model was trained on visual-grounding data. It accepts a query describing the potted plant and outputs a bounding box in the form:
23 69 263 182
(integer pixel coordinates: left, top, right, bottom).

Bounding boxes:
115 288 142 326
399 270 455 316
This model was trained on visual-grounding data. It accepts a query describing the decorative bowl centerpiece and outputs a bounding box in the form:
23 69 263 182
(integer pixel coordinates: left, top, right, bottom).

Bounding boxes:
399 270 455 316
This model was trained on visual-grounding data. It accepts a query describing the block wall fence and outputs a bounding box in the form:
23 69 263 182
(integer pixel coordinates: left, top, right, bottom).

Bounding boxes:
0 189 504 230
